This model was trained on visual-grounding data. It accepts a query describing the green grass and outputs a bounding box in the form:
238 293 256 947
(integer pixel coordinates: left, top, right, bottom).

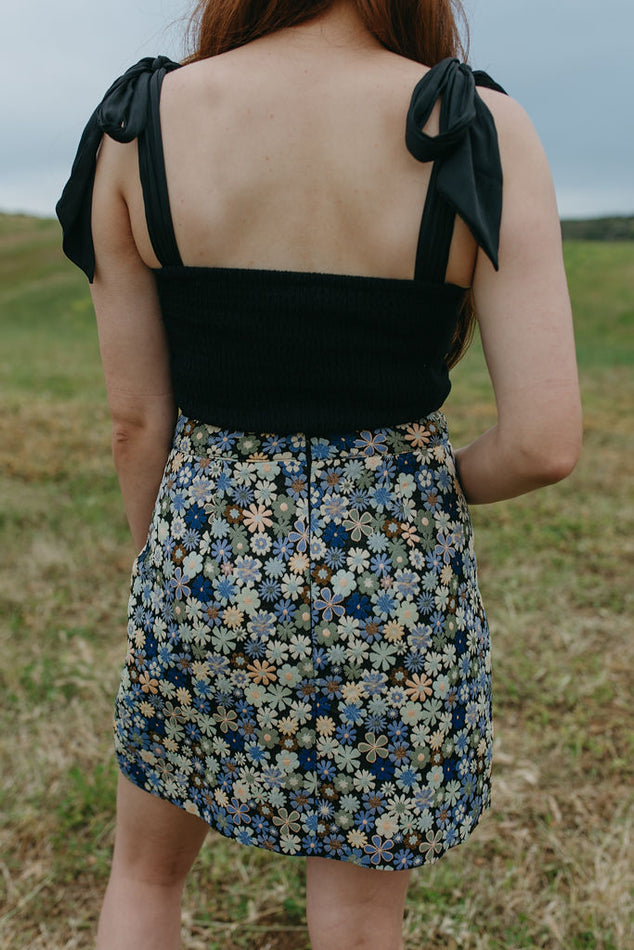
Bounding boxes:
1 213 633 949
563 241 634 367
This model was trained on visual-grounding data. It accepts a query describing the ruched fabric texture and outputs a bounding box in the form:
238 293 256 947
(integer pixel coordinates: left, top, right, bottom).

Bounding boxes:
154 266 465 436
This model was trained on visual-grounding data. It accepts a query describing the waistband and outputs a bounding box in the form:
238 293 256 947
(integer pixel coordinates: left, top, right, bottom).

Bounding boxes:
173 410 449 462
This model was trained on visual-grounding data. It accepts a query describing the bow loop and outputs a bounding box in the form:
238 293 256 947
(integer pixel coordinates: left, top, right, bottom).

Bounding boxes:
56 55 181 281
405 58 507 271
95 56 179 140
406 59 477 162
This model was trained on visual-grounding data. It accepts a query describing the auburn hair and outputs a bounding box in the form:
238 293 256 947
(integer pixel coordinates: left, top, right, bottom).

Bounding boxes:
184 0 474 368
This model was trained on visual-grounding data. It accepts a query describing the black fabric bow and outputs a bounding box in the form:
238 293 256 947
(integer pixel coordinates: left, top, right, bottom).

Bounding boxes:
405 58 507 271
56 55 181 282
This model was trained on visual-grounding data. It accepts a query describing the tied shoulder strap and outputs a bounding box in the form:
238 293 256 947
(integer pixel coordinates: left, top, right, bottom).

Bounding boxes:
406 58 508 279
56 55 182 282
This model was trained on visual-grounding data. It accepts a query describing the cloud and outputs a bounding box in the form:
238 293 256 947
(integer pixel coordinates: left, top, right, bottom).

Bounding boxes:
467 0 633 216
1 1 187 215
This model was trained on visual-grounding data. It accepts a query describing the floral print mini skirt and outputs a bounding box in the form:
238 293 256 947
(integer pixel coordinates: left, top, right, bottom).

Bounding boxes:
114 410 493 870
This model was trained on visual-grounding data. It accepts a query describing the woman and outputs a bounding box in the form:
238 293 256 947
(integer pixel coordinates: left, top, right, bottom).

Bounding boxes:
57 0 582 947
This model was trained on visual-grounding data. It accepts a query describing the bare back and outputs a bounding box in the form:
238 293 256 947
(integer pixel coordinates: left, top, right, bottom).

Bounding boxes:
120 30 477 288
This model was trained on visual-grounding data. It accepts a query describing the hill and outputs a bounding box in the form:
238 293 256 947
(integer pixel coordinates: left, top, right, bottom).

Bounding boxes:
560 215 634 241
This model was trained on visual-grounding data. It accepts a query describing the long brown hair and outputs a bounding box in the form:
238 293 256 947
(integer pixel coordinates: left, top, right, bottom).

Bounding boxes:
185 0 474 367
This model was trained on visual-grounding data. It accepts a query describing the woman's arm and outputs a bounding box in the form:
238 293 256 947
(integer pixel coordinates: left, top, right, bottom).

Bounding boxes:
90 135 177 553
454 92 583 505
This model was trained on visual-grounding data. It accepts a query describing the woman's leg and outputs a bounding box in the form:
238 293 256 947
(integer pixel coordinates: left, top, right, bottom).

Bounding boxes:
96 773 209 950
305 856 412 950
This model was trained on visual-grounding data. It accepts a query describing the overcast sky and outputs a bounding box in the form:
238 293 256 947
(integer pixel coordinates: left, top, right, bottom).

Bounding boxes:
1 0 632 219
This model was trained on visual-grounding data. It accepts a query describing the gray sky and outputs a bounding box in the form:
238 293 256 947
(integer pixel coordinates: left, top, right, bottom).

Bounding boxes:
1 0 632 218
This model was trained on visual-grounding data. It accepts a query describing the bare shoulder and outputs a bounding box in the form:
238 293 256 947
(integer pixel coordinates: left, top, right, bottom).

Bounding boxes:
93 131 140 223
160 49 254 105
477 86 549 174
161 54 221 91
97 130 137 172
477 84 532 128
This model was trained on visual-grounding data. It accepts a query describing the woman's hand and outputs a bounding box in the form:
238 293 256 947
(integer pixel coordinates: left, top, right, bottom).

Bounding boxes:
90 134 176 552
455 91 583 505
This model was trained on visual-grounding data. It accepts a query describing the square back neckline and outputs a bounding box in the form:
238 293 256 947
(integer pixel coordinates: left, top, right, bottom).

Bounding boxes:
141 61 465 290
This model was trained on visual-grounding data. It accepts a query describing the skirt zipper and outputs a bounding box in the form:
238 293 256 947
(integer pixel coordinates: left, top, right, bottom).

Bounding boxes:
305 434 312 530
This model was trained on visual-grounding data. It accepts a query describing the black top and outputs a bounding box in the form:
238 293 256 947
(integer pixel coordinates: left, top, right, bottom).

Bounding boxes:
56 56 507 436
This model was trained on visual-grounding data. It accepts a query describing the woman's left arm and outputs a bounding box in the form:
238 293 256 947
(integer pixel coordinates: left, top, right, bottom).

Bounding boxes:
90 135 177 555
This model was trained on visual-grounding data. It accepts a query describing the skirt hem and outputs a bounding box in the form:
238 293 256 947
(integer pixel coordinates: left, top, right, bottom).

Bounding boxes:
116 754 491 872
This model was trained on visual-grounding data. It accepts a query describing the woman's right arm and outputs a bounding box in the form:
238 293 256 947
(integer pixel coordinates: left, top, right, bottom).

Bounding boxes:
454 91 583 505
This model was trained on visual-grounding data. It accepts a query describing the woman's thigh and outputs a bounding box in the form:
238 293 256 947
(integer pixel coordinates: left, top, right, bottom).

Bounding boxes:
305 855 411 950
111 773 209 886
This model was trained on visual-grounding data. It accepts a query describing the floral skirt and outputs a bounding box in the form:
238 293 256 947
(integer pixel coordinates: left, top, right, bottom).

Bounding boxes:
114 410 492 870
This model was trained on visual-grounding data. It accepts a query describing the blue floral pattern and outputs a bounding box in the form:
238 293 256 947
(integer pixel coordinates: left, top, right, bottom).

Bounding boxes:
114 411 492 870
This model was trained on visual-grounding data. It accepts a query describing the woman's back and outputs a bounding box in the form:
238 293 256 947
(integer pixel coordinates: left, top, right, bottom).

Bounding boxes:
120 5 477 287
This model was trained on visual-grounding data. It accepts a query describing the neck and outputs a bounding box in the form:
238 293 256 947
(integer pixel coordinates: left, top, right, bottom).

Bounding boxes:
273 2 381 53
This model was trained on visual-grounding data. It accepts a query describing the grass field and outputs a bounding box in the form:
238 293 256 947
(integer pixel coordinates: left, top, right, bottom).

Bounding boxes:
1 213 632 949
